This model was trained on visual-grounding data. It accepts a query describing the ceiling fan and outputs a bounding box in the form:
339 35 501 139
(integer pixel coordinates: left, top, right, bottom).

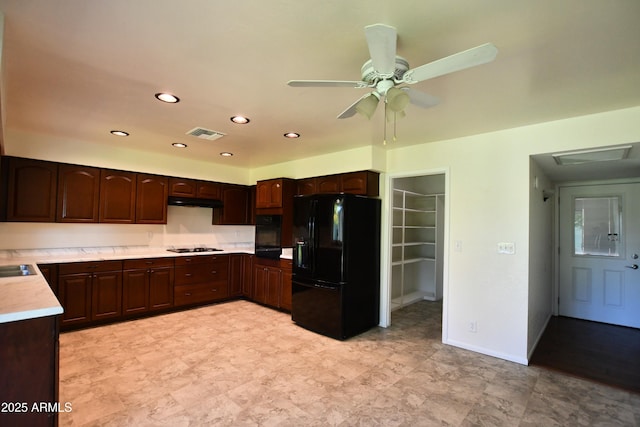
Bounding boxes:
287 24 498 120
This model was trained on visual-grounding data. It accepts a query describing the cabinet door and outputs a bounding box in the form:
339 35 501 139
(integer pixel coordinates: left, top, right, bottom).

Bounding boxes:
280 261 292 311
228 254 243 297
149 267 174 311
253 264 282 308
136 174 168 224
57 164 101 223
5 157 58 222
122 269 149 315
214 185 249 225
265 267 282 307
340 171 379 196
253 265 268 304
316 175 340 194
296 178 317 196
58 274 92 326
242 255 254 298
0 315 58 427
99 169 136 223
197 181 221 199
92 271 123 321
169 178 197 197
255 180 272 208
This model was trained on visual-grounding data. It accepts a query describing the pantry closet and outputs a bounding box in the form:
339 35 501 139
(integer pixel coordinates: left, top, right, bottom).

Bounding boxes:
390 173 445 311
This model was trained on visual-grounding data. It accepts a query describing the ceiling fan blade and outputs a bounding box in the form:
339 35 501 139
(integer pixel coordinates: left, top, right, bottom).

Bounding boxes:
401 87 440 109
402 43 498 84
287 80 367 88
337 92 377 119
364 24 397 76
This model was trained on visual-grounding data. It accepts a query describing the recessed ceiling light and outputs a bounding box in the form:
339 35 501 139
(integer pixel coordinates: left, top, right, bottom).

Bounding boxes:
230 116 250 124
284 132 300 139
110 130 129 137
155 92 180 103
172 143 188 148
220 152 233 157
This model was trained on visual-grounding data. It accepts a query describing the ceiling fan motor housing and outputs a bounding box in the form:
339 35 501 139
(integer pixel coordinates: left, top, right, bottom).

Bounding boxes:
361 56 409 85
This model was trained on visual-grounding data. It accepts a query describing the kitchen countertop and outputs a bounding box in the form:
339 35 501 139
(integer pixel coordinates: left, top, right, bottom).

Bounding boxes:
0 246 292 324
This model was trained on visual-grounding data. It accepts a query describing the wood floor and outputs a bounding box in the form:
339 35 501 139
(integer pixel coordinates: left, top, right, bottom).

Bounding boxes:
530 316 640 394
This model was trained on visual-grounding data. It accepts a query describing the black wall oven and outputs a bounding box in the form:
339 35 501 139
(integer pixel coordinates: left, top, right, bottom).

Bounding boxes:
255 214 282 259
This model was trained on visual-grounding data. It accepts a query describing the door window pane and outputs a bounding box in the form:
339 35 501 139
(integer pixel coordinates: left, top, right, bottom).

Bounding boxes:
574 196 621 257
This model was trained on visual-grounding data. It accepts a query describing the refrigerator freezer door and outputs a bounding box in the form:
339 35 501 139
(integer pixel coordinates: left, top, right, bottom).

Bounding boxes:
291 280 343 339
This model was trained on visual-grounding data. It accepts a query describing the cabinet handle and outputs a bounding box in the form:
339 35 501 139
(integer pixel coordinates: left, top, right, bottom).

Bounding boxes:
146 261 153 265
211 270 217 274
185 273 192 277
211 288 217 292
149 269 155 273
185 292 192 296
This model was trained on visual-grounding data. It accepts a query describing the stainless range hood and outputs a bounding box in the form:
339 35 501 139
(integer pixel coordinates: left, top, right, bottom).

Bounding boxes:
167 196 223 208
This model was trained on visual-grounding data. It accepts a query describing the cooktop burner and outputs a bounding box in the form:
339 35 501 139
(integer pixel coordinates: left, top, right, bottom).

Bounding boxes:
166 247 224 253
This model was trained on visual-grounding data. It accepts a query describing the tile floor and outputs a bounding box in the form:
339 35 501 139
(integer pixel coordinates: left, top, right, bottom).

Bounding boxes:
59 300 640 426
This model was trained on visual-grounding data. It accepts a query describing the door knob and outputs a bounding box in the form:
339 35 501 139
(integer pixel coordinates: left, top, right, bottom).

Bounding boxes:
625 264 639 270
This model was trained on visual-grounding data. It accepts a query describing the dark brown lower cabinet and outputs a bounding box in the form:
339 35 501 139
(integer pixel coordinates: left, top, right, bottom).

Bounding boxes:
123 258 174 316
0 315 59 427
174 255 229 306
58 261 123 329
253 257 291 311
280 259 292 312
229 254 243 297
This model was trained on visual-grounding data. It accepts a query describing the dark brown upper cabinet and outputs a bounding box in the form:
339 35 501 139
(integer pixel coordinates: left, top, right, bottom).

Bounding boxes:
136 174 168 224
256 178 295 210
169 177 222 199
99 169 136 224
57 164 101 223
296 177 317 196
3 157 58 222
169 177 197 198
196 181 221 199
213 184 251 225
295 171 380 197
316 175 341 193
340 170 379 196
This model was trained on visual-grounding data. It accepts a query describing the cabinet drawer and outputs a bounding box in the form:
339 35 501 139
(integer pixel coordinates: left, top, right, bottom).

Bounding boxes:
174 262 228 285
174 254 224 266
59 260 123 275
174 282 229 306
123 257 175 270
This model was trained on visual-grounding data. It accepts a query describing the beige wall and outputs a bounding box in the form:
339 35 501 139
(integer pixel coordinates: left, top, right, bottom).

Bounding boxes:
385 106 640 363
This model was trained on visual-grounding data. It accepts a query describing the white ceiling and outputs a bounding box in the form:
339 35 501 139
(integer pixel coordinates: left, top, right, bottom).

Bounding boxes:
0 1 639 178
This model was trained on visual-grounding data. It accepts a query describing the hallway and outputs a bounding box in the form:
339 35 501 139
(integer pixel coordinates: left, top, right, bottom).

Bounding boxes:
530 316 640 394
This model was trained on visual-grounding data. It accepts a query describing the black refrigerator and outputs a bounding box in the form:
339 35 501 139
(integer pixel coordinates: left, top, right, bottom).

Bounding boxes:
291 193 381 340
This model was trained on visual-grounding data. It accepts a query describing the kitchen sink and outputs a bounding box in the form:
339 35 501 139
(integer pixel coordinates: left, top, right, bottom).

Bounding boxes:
0 264 37 278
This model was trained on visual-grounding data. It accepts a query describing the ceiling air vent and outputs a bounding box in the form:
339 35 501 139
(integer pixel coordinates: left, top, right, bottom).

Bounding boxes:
185 127 226 141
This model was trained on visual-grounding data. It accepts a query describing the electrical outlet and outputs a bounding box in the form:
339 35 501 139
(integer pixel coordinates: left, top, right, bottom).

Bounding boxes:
468 321 477 333
454 240 463 252
497 242 515 254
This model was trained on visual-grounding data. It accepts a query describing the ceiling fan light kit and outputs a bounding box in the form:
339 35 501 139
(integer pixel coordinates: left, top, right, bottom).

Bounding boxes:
355 93 380 119
287 23 497 143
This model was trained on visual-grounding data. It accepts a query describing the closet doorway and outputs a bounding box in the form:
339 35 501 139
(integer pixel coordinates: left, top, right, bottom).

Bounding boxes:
389 172 446 327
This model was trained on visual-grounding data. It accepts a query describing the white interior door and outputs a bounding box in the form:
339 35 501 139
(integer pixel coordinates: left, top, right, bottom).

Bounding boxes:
559 182 640 328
